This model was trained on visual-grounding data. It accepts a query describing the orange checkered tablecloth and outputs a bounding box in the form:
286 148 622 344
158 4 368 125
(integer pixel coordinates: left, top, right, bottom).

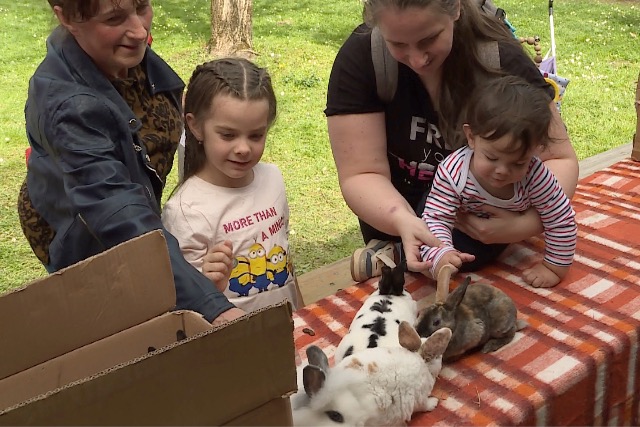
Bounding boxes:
293 159 640 426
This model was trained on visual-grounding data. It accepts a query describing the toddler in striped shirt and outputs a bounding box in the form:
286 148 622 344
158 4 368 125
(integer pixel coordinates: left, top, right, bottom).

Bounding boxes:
421 76 576 288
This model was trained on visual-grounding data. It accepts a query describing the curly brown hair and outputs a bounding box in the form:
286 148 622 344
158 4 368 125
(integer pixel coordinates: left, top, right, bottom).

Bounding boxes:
464 75 552 155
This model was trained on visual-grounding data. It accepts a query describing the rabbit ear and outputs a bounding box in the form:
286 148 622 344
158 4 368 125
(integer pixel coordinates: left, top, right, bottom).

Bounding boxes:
419 327 453 362
435 263 455 303
303 365 327 397
379 260 406 296
391 260 407 294
398 320 422 352
306 345 329 374
378 266 392 294
444 276 471 311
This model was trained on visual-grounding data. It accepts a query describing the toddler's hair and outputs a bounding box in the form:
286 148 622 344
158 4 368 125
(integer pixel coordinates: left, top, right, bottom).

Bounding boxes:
182 57 277 184
464 75 552 155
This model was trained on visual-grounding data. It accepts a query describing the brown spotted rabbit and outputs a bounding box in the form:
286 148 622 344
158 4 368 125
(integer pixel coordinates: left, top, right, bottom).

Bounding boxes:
416 277 527 362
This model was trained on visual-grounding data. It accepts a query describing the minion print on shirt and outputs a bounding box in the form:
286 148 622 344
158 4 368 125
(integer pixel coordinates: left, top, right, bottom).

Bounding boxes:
228 243 291 296
228 256 251 297
267 245 289 287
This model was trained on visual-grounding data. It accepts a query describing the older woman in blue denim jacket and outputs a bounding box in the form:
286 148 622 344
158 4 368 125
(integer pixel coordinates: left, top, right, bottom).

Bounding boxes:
17 0 244 326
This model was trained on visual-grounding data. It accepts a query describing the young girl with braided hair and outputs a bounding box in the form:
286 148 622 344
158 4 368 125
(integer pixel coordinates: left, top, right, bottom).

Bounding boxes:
162 58 303 312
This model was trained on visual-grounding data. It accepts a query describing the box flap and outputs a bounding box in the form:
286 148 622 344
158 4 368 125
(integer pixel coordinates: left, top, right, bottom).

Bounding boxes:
0 303 296 426
224 397 293 426
0 230 176 381
0 311 212 411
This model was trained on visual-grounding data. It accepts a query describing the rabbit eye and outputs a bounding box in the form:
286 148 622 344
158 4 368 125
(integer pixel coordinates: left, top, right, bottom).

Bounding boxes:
433 319 441 327
325 410 344 423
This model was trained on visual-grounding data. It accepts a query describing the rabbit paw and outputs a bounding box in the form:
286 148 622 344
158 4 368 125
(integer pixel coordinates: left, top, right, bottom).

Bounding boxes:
481 333 516 353
425 396 439 411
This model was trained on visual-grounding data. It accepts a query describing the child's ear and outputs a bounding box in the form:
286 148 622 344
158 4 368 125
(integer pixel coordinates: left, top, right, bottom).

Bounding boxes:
185 113 203 142
462 124 475 148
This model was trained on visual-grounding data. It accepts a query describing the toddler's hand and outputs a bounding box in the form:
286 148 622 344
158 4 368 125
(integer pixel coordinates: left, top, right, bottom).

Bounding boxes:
434 250 475 278
523 261 566 288
202 240 234 292
437 252 462 273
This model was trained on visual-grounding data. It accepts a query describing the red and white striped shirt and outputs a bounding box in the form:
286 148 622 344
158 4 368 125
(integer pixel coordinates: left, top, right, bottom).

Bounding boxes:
421 147 576 276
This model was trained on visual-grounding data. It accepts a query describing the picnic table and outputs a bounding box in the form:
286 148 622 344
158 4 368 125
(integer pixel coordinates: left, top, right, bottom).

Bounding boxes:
293 158 640 426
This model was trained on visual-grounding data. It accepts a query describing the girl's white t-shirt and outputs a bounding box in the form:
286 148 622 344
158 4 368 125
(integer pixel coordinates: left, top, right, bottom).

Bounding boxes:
162 162 301 312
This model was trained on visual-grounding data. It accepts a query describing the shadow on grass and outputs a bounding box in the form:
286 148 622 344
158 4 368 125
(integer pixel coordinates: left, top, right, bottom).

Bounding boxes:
293 227 362 277
254 0 361 48
153 1 210 40
155 0 360 51
607 7 640 29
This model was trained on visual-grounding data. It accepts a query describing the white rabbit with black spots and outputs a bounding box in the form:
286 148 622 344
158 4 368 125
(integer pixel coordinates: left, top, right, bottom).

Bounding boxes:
334 260 418 363
293 321 452 426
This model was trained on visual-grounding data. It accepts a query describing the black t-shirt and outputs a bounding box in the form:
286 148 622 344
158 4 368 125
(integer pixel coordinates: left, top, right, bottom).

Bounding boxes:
325 23 553 208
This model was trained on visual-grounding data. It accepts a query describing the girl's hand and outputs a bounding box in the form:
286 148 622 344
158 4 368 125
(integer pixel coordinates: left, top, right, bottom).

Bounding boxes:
202 240 234 292
211 307 246 327
455 206 542 244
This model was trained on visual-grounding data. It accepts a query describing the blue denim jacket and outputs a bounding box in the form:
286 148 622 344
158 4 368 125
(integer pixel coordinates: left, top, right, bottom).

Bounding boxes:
25 26 234 322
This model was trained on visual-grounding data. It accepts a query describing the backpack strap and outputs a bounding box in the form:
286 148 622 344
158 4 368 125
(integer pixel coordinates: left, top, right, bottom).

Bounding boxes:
477 40 501 70
371 26 398 104
477 0 507 21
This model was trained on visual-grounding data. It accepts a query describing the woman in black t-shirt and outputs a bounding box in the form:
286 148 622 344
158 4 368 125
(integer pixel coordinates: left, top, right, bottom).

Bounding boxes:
326 0 578 278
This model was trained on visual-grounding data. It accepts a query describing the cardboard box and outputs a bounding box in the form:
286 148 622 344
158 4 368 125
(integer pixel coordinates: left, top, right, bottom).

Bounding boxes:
0 231 297 425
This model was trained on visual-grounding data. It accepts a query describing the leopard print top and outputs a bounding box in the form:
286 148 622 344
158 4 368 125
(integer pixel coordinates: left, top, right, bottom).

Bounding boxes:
112 64 182 186
17 64 182 265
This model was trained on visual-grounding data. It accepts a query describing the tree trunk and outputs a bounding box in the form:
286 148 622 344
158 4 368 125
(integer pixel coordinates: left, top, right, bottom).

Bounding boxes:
210 0 254 58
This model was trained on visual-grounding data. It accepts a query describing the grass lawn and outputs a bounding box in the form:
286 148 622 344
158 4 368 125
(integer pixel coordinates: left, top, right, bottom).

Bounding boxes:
0 0 638 292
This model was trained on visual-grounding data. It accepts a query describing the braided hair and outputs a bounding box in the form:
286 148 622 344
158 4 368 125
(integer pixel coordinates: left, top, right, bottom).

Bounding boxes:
181 57 277 185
